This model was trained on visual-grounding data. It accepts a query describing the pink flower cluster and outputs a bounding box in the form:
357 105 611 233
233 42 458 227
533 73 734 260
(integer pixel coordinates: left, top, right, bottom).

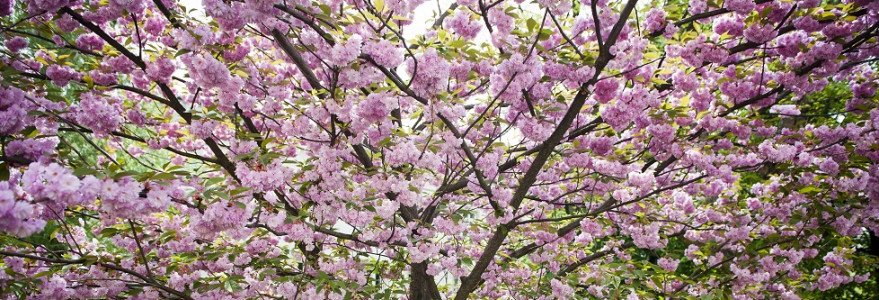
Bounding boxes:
593 79 619 103
643 8 667 33
744 23 778 43
446 10 482 40
769 104 801 115
188 118 219 139
70 92 124 136
103 55 136 74
20 162 96 209
203 0 246 30
183 54 241 92
75 34 104 52
97 176 170 219
146 57 176 84
0 0 12 16
88 70 117 86
0 163 101 236
757 140 798 163
726 0 756 14
0 178 46 237
713 15 744 36
4 138 59 162
407 49 451 97
236 161 296 193
5 36 28 53
658 257 680 272
46 65 80 87
357 92 395 123
23 0 67 14
550 278 574 299
190 199 253 239
328 35 363 67
0 86 28 135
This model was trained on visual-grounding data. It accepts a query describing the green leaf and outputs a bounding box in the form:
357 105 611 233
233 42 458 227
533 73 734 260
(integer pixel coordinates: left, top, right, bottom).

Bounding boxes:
377 137 393 148
230 187 251 196
151 172 177 180
374 0 384 11
527 18 538 32
224 279 240 292
99 227 120 237
815 11 837 21
538 28 553 41
32 269 57 278
45 94 67 103
205 177 225 186
112 170 139 179
175 49 192 57
20 126 38 137
260 137 276 148
73 167 98 176
798 186 820 194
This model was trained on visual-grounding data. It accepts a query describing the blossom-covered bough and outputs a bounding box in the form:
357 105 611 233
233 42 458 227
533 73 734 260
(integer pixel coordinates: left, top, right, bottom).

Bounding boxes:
1 0 879 298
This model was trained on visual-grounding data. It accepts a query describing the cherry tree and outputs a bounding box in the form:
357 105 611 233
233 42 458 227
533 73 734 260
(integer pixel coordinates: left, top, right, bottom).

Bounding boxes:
2 0 879 298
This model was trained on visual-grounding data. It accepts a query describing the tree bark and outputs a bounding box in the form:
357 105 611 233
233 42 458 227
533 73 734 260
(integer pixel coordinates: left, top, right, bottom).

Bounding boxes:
409 262 442 300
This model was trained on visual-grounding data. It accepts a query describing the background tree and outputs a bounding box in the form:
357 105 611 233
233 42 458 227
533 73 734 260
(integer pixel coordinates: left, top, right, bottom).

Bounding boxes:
1 0 879 299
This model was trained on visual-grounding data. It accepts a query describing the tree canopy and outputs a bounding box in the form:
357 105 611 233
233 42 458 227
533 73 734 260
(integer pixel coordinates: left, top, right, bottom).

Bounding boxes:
1 0 879 298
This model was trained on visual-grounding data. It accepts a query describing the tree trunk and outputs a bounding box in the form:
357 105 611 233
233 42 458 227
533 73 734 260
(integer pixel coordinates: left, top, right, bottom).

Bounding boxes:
409 262 441 300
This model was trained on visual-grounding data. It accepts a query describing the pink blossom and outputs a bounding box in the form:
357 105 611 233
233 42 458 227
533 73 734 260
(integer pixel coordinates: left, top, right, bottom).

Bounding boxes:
744 23 778 43
0 0 12 16
5 37 28 53
190 200 253 239
593 78 619 103
46 65 80 87
769 104 801 115
726 0 756 14
0 86 28 135
144 16 167 36
643 9 666 33
0 2 877 298
203 0 246 30
358 92 394 123
183 54 238 91
550 278 574 299
672 70 698 92
688 0 707 14
713 15 745 36
658 257 680 272
4 138 58 162
0 180 46 237
446 10 482 39
627 171 655 190
24 0 67 14
71 92 124 136
56 14 79 32
818 158 839 175
407 49 451 97
793 16 823 32
75 34 104 52
328 34 363 67
146 57 176 84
